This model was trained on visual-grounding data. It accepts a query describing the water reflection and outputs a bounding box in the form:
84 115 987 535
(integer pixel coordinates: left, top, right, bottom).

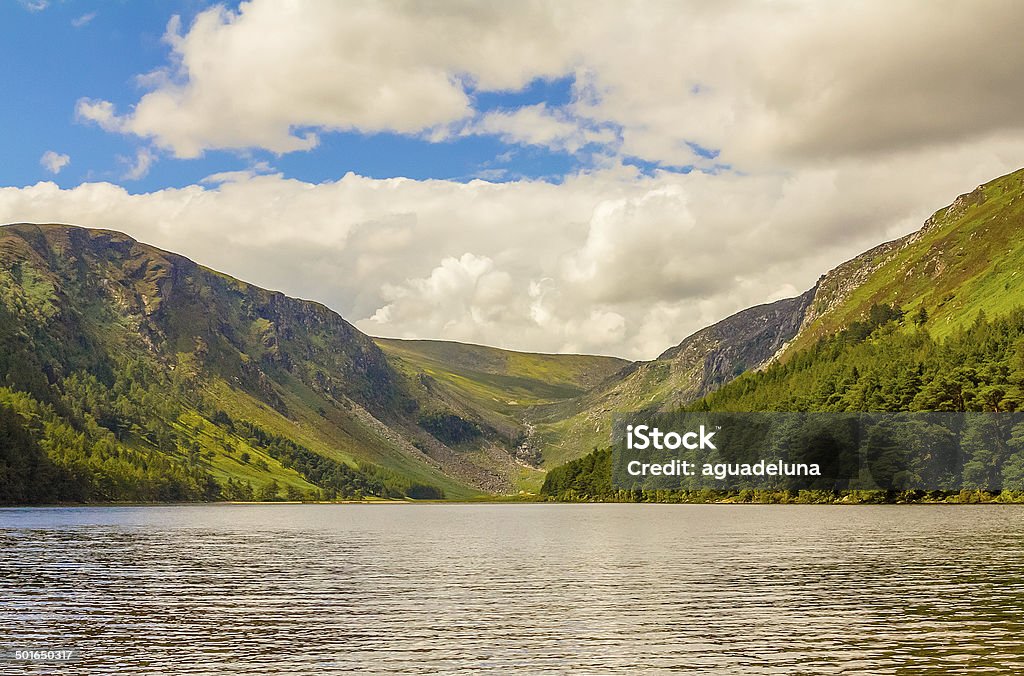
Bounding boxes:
1 504 1023 674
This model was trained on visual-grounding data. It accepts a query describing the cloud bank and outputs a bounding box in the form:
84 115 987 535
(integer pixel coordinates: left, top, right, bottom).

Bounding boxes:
4 140 1023 359
75 0 1024 169
12 1 1024 358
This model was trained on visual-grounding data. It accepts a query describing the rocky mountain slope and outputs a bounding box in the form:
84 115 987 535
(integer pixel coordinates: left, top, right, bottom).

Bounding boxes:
376 338 629 489
784 168 1024 354
6 167 1024 501
529 288 818 466
534 167 1024 467
0 223 537 501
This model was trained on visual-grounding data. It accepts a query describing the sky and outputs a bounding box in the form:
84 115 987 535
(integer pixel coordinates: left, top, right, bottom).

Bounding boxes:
3 0 1024 359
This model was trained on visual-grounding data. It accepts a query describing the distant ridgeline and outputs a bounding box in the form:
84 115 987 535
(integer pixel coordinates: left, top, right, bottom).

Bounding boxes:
542 305 1024 503
7 168 1024 504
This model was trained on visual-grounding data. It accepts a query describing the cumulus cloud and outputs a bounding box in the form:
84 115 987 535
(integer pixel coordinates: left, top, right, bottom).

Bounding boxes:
571 0 1024 168
20 2 1024 358
76 0 1024 168
369 253 516 342
3 136 1023 359
75 98 125 133
120 148 156 181
84 2 576 158
39 151 70 175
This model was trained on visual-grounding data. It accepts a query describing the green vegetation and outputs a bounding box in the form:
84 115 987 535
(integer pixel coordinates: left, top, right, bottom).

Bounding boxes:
542 306 1024 502
7 167 1024 504
377 337 627 490
375 338 627 410
0 358 443 503
418 412 482 446
539 167 1024 474
0 223 468 504
789 168 1024 352
378 337 626 433
529 293 814 468
699 304 1024 414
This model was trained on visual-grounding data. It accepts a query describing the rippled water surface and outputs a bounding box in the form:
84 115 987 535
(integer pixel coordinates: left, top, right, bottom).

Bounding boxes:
2 504 1023 674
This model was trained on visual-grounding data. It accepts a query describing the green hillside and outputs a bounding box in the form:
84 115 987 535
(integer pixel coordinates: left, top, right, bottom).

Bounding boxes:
541 306 1024 502
540 167 1024 500
376 337 629 492
787 168 1024 353
376 337 626 420
536 167 1024 471
0 223 486 503
8 168 1024 504
530 291 815 467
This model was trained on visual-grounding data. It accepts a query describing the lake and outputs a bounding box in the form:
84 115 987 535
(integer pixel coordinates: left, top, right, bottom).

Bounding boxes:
1 504 1023 674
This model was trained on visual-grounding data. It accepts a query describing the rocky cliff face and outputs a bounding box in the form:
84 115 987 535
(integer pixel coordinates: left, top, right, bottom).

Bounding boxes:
532 285 819 465
658 286 818 397
0 223 399 415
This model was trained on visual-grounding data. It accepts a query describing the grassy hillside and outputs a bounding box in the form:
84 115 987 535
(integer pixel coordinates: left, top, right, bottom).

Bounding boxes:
8 168 1024 503
544 165 1024 499
786 168 1024 353
376 337 629 492
536 167 1024 471
376 337 626 416
0 223 483 503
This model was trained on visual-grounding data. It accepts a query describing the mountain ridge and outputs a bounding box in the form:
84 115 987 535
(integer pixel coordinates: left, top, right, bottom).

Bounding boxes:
0 222 521 500
532 167 1024 467
5 166 1024 502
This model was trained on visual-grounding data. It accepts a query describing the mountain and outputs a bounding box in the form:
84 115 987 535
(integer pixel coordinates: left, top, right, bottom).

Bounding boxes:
0 223 551 502
375 337 626 440
536 167 1024 468
530 288 817 466
6 167 1024 503
540 168 1024 501
376 337 628 489
784 168 1024 353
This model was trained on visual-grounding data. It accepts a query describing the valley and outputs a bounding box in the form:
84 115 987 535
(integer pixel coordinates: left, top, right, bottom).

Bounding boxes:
4 167 1024 503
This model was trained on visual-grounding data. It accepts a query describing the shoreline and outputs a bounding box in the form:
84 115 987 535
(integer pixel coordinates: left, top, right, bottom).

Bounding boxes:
4 497 1024 509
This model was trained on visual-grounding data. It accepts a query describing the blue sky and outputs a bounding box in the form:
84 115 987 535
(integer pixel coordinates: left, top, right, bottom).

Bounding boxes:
1 1 1021 358
2 1 194 190
1 1 629 192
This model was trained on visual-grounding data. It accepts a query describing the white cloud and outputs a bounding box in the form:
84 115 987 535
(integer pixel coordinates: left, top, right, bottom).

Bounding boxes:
39 151 70 175
75 98 125 133
201 161 276 185
77 0 1024 169
566 0 1024 168
86 2 577 158
120 148 156 181
72 12 97 28
369 253 515 342
20 2 1024 359
3 137 1023 359
19 0 48 12
464 104 602 154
